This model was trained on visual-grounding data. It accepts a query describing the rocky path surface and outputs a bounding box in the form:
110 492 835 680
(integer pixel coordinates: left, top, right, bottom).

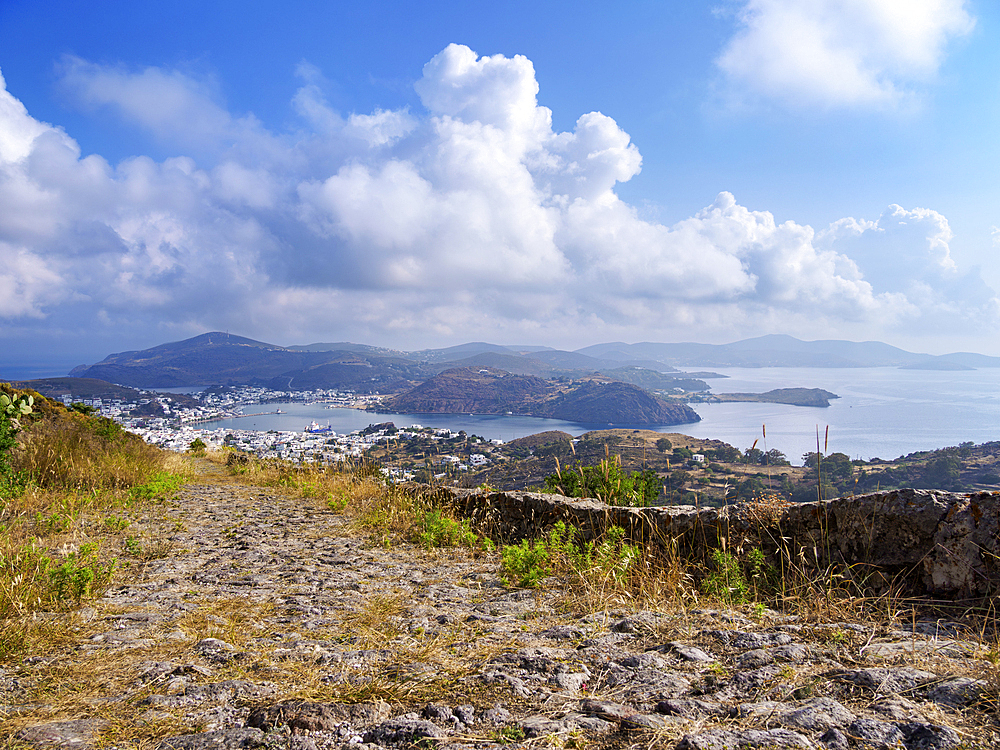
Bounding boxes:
3 470 998 749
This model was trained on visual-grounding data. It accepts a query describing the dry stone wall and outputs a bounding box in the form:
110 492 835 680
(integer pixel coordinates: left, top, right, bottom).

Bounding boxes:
427 486 1000 598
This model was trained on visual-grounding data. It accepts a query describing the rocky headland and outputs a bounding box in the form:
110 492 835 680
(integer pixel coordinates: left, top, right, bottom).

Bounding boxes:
380 367 700 425
4 462 998 750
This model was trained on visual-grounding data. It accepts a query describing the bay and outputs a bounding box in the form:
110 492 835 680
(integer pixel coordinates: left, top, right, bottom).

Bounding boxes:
194 367 1000 465
203 402 606 443
675 366 1000 462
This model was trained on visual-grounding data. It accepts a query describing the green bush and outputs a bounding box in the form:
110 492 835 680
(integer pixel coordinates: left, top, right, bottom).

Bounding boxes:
701 548 749 605
417 508 480 549
46 542 114 603
701 546 774 606
544 455 660 507
0 392 33 482
500 522 639 588
500 538 552 587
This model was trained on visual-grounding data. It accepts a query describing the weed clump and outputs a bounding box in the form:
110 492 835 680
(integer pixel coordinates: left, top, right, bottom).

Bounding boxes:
128 471 185 502
701 545 774 606
544 453 660 507
417 508 489 550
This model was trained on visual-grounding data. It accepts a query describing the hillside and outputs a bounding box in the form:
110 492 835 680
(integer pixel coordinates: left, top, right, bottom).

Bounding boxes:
598 366 710 392
380 368 700 425
380 367 553 414
12 377 146 401
541 380 698 423
70 333 433 391
69 333 324 387
10 377 202 409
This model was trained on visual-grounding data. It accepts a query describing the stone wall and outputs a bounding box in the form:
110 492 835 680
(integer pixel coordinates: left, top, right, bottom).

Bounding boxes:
420 485 999 598
780 489 999 597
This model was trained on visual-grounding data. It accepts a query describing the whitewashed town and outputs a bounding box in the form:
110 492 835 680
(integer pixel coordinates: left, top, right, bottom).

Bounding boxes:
61 385 498 482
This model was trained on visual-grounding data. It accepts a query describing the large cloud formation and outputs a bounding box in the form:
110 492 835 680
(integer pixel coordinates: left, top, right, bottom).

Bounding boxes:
717 0 974 109
0 43 996 364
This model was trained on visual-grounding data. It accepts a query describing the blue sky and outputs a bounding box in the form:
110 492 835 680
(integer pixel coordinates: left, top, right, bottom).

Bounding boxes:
1 0 998 376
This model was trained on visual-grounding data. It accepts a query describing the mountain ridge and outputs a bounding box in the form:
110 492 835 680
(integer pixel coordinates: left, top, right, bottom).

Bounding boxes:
66 332 1000 392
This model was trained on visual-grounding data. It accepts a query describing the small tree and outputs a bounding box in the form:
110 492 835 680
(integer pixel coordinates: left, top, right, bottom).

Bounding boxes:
188 438 207 455
763 448 790 466
655 437 672 453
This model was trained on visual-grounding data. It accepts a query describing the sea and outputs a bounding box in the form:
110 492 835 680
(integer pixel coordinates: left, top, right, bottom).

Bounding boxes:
181 367 1000 465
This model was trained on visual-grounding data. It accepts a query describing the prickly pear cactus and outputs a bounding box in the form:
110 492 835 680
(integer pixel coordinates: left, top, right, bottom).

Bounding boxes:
0 393 34 431
1 392 34 476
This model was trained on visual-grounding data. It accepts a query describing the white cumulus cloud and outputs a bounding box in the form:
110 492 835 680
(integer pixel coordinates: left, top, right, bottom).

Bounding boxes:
716 0 975 108
0 45 996 363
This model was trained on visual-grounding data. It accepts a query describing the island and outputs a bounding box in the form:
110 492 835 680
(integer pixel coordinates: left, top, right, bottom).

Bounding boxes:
705 387 839 407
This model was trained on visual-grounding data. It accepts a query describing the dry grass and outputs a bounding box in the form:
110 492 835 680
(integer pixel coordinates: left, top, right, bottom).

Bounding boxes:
0 397 193 661
0 597 279 748
14 415 166 492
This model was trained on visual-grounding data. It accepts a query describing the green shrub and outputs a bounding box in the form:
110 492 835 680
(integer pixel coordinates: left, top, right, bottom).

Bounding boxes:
103 515 130 531
0 392 33 481
500 538 552 587
544 455 660 507
417 508 480 549
702 548 749 605
701 546 774 606
46 542 114 603
327 490 349 512
124 536 143 557
500 522 639 588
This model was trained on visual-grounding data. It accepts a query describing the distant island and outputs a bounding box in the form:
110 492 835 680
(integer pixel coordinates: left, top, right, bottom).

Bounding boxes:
706 388 840 408
900 361 975 371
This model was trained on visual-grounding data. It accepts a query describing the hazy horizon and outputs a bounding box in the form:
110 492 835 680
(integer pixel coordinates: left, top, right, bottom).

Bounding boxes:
2 2 999 369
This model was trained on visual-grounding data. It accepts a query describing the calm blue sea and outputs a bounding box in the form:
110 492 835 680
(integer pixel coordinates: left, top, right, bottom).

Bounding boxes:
191 367 1000 464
